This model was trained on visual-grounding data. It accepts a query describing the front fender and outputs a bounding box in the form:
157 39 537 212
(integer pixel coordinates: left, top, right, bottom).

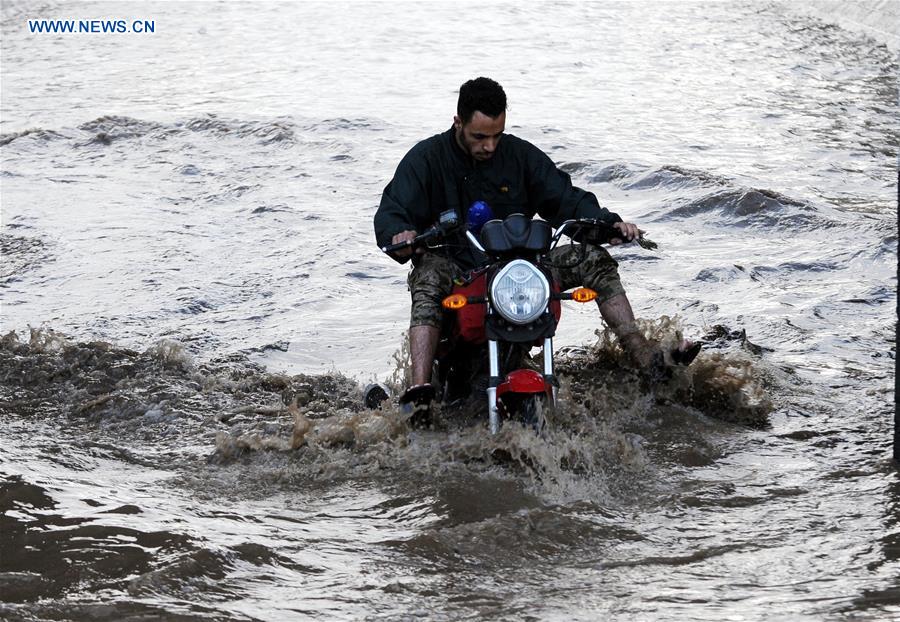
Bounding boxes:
496 369 549 396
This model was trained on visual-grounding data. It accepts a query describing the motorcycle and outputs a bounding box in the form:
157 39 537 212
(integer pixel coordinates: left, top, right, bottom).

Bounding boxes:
370 207 656 435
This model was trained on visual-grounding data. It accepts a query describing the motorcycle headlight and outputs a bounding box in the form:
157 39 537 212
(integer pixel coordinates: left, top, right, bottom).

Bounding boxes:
490 259 550 325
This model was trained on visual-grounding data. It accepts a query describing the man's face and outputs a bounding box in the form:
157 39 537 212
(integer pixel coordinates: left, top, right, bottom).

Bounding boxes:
454 110 505 161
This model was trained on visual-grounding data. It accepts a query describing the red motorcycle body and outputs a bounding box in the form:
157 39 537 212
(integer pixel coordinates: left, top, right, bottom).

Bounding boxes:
444 273 561 405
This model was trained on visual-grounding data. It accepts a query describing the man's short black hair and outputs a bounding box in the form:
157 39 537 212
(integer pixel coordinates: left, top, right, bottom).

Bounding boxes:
457 77 507 124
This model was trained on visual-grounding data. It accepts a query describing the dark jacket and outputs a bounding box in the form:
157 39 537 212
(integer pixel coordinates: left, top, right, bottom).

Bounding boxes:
374 127 621 268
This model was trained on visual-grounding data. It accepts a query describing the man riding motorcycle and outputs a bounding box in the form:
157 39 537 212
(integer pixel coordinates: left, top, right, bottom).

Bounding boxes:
373 77 698 416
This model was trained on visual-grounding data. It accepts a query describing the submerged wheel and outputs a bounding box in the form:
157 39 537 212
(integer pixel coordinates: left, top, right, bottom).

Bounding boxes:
499 393 548 432
520 394 547 432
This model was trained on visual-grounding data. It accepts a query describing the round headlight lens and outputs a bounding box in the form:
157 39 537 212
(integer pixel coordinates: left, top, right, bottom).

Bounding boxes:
490 260 550 325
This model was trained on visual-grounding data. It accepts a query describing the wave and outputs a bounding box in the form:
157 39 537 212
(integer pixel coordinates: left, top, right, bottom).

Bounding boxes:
0 324 775 472
180 114 297 144
589 163 730 191
561 161 731 191
874 232 898 258
0 233 51 282
0 472 313 607
657 187 843 230
622 165 731 191
560 160 882 234
304 117 384 132
77 115 163 144
695 260 843 284
0 113 390 149
0 127 66 147
0 115 293 148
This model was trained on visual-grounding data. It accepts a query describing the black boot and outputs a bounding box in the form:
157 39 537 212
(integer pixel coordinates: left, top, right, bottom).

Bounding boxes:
399 383 436 429
672 342 702 366
363 383 391 409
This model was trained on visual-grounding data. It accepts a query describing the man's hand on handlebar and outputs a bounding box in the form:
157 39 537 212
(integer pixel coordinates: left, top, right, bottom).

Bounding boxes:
610 221 641 245
391 230 421 258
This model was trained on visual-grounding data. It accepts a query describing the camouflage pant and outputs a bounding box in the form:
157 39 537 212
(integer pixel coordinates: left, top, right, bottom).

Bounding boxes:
407 244 626 328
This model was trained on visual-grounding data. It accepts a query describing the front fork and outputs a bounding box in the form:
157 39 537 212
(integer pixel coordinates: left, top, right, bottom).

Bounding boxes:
543 337 557 405
487 340 500 435
487 337 556 435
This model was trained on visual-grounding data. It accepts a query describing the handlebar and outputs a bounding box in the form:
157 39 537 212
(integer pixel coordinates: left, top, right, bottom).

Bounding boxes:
551 219 657 250
381 225 444 253
382 215 657 256
380 228 439 254
381 209 461 255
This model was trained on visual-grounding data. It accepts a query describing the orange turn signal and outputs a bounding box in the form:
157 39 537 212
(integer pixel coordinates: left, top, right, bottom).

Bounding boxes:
571 287 598 303
442 294 468 310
